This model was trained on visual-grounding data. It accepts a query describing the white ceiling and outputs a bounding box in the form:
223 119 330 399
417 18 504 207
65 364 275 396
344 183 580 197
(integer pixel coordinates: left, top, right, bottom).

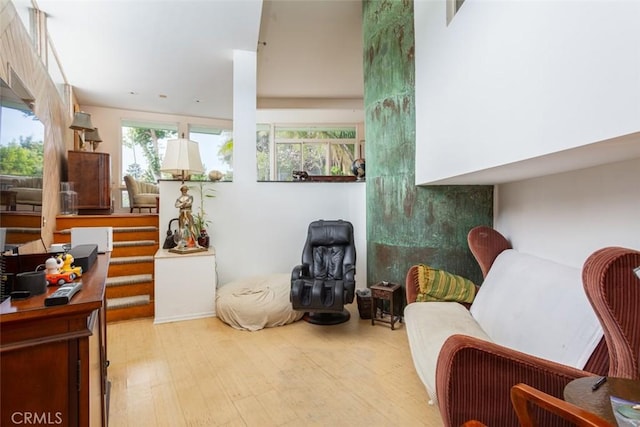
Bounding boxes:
22 0 363 120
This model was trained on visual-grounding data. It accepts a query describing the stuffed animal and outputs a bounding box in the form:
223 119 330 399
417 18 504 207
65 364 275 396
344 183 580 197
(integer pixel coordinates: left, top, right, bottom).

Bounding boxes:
45 256 63 275
43 256 76 286
58 253 83 277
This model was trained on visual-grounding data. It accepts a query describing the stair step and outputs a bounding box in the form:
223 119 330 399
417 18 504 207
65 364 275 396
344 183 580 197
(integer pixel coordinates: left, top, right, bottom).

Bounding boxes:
0 212 42 228
55 225 158 234
54 227 159 243
106 274 153 286
56 214 158 230
112 230 158 242
4 228 41 244
106 302 154 323
107 282 153 300
113 240 156 248
107 294 150 310
106 274 154 299
52 213 159 322
109 255 155 265
108 256 154 277
112 240 158 257
113 226 158 233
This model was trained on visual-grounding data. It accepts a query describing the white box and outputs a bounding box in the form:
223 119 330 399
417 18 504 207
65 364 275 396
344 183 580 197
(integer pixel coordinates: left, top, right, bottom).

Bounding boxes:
71 227 113 253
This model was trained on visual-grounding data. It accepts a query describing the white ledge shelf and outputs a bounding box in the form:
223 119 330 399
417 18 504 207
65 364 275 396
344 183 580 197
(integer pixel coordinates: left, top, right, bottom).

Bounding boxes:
418 132 640 186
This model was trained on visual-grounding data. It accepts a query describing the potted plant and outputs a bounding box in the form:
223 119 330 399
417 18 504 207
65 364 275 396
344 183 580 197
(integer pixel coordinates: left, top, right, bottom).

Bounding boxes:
190 179 216 248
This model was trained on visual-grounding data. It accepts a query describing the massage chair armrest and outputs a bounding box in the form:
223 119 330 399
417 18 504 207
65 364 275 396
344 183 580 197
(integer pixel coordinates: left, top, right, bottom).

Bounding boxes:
436 334 593 427
291 264 310 281
343 264 355 282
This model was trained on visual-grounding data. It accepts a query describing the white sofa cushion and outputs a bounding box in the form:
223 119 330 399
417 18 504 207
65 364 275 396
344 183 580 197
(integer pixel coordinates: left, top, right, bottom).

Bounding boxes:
469 249 603 369
404 302 492 405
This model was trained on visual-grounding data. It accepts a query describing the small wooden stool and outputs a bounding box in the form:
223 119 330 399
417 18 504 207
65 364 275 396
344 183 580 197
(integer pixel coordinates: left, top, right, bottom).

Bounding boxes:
370 282 402 330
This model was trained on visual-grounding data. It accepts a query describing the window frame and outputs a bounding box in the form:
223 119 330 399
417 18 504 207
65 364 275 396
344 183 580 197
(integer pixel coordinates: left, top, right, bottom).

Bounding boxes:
120 119 178 210
188 124 234 182
258 123 362 182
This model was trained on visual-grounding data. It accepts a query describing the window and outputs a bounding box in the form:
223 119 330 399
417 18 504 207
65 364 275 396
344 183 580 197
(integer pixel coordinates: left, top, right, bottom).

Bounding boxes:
256 124 271 181
120 120 177 208
0 99 44 179
188 125 233 181
257 125 359 181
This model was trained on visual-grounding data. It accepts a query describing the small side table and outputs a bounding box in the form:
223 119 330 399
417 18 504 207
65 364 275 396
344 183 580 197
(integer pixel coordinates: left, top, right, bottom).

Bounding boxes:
370 282 403 330
154 248 217 323
564 376 640 425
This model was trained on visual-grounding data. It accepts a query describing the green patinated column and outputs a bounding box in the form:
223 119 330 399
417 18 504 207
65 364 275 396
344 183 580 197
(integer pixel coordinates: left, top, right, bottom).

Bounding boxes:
363 0 493 290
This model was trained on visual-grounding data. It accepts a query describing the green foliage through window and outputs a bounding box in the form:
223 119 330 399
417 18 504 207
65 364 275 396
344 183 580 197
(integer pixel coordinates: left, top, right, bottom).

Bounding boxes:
189 126 233 181
122 123 178 183
0 136 44 175
257 125 359 181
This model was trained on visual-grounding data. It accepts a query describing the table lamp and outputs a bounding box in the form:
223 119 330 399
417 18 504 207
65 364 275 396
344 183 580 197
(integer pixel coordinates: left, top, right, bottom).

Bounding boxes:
160 136 204 182
160 136 206 254
84 127 102 152
69 111 94 150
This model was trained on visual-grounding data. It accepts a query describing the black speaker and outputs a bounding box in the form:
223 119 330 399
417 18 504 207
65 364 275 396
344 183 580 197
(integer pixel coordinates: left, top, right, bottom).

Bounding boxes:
69 244 98 273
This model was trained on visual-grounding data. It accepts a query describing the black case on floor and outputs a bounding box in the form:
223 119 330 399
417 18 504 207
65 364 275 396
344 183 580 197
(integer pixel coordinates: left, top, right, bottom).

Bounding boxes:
69 244 98 273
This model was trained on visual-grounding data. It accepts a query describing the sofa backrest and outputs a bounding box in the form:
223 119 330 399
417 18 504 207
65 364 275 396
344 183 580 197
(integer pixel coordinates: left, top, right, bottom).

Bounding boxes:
1 175 43 189
467 225 512 278
469 249 603 370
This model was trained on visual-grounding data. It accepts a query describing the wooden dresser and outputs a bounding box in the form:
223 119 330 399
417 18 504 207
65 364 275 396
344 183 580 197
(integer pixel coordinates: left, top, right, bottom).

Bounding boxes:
68 150 112 214
0 254 110 426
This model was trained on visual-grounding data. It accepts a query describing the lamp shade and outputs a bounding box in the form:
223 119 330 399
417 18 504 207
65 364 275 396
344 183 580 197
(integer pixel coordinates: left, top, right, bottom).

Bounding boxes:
69 111 94 131
160 138 204 177
84 127 102 142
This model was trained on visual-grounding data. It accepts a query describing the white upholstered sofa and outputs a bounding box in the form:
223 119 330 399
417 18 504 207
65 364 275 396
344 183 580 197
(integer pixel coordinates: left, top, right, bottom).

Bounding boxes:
404 226 640 426
0 175 42 209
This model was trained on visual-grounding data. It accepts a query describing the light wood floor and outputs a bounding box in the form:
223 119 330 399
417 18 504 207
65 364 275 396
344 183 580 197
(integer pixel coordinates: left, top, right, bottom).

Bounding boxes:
107 305 444 426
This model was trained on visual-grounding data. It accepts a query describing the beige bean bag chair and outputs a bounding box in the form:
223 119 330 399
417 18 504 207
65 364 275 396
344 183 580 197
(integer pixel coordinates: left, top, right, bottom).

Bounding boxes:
216 273 304 331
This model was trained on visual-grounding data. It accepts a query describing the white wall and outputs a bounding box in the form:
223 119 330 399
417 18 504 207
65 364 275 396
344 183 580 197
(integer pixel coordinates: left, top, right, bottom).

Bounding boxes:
495 158 640 268
83 50 367 289
414 0 640 184
159 180 366 287
413 0 640 266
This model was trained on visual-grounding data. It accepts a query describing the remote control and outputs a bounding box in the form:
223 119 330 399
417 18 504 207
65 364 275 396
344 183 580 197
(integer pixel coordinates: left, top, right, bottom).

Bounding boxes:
45 281 83 306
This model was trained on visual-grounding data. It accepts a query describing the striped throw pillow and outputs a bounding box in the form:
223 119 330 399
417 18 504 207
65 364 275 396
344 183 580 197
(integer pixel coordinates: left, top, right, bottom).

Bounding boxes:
416 264 476 303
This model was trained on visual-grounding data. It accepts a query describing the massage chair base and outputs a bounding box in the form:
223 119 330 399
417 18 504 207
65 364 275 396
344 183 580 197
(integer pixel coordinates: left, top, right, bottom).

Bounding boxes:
303 309 351 325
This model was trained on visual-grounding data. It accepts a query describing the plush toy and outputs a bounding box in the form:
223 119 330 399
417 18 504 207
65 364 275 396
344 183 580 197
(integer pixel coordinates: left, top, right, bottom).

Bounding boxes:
43 256 76 286
58 253 83 277
45 256 63 275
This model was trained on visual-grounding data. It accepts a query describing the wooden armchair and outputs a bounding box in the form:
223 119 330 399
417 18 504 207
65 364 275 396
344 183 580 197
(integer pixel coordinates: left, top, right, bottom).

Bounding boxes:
463 383 611 427
510 383 611 427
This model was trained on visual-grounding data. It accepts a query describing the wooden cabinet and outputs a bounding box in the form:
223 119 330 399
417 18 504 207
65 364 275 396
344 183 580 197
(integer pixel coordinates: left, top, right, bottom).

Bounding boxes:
68 151 112 214
0 254 110 426
154 248 217 323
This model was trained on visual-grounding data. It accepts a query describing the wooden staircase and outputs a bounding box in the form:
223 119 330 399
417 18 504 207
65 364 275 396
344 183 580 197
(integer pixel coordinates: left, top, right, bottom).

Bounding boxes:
54 214 159 322
0 212 42 244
